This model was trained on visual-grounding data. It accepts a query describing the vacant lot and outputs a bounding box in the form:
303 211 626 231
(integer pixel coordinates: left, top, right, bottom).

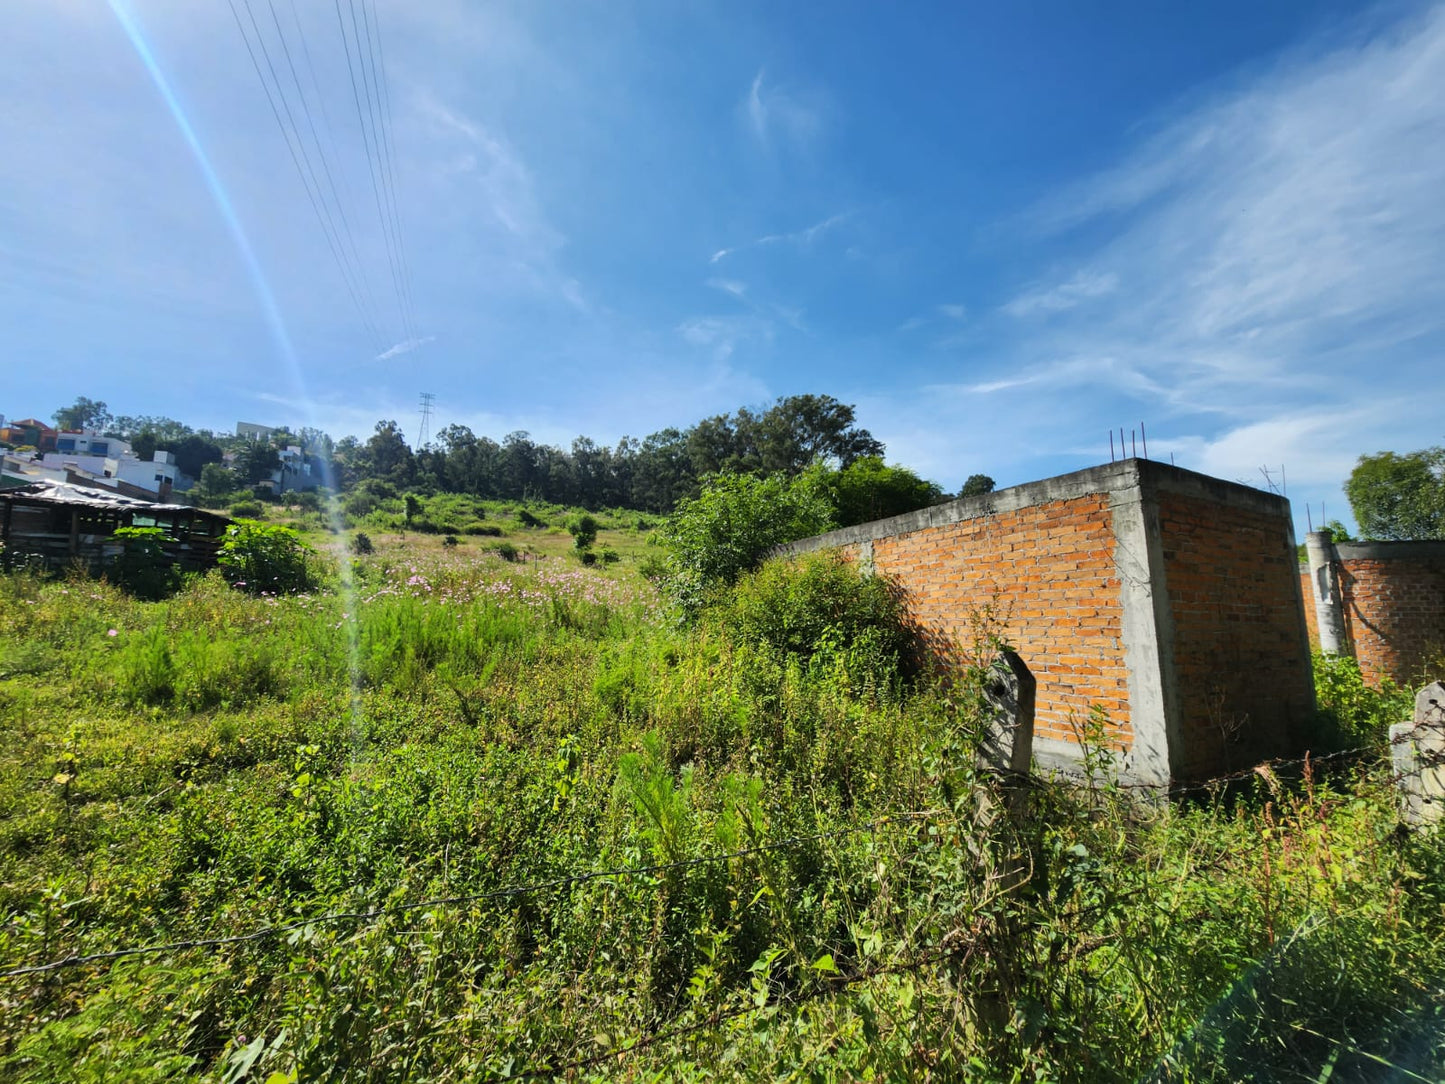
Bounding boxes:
1 540 1442 1082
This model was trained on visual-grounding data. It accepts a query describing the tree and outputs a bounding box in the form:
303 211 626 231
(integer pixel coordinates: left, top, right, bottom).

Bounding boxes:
234 442 281 485
53 397 112 432
960 474 996 498
827 457 944 526
162 434 224 479
198 463 235 499
359 420 416 486
755 394 884 472
657 471 836 615
567 513 599 550
1345 448 1444 540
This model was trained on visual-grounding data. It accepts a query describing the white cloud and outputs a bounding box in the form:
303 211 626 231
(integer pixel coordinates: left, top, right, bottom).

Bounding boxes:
937 303 968 320
375 335 436 361
943 1 1445 518
1001 270 1119 318
745 69 821 148
676 315 773 361
709 211 852 263
707 278 748 298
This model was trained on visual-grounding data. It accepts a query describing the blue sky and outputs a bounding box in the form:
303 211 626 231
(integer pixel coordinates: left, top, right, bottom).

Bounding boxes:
3 0 1443 532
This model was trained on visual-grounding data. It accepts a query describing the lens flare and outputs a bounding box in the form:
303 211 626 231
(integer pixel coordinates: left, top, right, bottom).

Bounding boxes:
108 0 365 754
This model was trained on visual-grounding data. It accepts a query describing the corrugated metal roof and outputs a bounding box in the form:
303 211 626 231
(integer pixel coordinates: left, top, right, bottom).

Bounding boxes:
0 480 230 521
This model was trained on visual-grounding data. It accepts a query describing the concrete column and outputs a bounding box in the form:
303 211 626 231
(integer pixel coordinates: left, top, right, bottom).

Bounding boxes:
1304 531 1350 656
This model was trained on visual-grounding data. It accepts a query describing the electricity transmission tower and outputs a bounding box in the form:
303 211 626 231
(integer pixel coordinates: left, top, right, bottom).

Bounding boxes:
417 392 436 450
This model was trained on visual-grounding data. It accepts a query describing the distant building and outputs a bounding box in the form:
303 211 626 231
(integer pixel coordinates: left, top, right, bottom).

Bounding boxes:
53 430 128 458
0 418 58 452
236 421 278 442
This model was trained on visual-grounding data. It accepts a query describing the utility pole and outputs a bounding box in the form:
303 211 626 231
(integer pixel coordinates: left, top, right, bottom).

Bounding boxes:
417 392 436 450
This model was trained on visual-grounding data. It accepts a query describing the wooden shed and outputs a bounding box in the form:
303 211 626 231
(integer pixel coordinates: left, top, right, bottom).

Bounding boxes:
0 481 231 574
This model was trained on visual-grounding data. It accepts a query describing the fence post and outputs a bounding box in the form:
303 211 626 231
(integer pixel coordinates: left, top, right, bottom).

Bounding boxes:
1390 681 1445 827
1304 531 1350 656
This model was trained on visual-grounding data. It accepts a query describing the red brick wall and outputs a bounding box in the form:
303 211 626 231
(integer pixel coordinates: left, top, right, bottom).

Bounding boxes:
1337 552 1445 686
857 493 1131 747
1157 491 1314 775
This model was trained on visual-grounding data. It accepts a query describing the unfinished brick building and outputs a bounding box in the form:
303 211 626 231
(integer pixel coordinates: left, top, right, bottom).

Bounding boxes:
1302 537 1445 687
781 459 1315 785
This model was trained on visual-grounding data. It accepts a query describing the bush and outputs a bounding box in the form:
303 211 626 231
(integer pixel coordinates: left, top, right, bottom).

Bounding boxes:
599 546 621 564
351 532 375 555
107 526 181 601
345 492 378 517
657 470 835 615
517 509 546 528
443 535 459 547
490 541 520 562
568 513 599 550
707 550 910 688
218 520 315 595
463 522 502 537
579 550 599 566
1312 653 1414 749
230 500 264 519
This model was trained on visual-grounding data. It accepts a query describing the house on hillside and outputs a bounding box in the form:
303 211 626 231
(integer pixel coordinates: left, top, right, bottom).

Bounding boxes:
0 418 58 452
0 480 231 574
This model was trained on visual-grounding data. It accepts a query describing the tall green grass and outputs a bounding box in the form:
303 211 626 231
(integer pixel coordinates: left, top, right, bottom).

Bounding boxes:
0 554 1441 1081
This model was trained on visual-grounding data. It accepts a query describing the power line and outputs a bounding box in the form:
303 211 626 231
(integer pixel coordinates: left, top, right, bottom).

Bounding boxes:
336 0 409 343
359 0 416 341
264 0 390 346
226 0 386 353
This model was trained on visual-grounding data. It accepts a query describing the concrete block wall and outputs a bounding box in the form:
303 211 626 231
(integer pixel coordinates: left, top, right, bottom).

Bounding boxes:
1301 540 1445 686
781 459 1315 784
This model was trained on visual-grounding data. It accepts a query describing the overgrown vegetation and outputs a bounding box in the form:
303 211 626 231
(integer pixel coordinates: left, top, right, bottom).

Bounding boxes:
1 539 1442 1082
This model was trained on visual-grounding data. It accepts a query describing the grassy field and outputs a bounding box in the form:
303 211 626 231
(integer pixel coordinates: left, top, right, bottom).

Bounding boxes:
0 538 1443 1082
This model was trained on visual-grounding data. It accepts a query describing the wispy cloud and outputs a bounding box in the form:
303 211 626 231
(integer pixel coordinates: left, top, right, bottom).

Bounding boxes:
376 335 437 361
937 303 968 321
709 211 852 263
676 315 774 361
1001 271 1119 318
706 277 748 298
745 68 821 148
906 6 1445 509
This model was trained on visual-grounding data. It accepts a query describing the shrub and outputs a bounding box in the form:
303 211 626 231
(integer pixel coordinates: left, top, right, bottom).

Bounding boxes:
464 522 502 537
579 550 598 566
636 552 668 581
517 509 546 528
1312 653 1414 749
107 526 181 601
443 535 459 547
707 550 911 688
230 499 264 519
490 541 520 562
351 532 375 555
658 470 835 615
568 513 599 550
599 546 621 564
218 520 315 594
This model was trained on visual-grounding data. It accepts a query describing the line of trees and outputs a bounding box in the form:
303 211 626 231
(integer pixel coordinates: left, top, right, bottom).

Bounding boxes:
331 394 980 516
39 392 993 519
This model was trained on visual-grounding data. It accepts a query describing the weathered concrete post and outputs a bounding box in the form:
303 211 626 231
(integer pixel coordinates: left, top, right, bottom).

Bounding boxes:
1390 682 1445 827
979 649 1036 775
1304 531 1350 656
